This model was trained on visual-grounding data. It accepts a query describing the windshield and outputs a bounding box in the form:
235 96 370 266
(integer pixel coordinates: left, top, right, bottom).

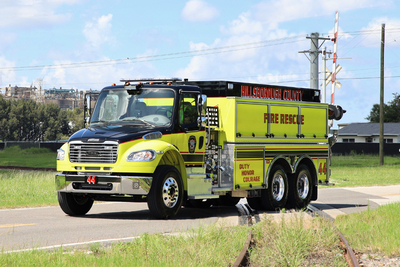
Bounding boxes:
90 88 175 127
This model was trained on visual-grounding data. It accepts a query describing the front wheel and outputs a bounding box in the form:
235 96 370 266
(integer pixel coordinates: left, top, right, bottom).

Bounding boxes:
147 166 184 219
288 165 314 209
260 165 288 210
57 192 94 216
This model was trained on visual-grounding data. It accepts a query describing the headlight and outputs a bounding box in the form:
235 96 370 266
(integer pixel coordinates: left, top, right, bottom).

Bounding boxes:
126 150 156 162
57 149 65 161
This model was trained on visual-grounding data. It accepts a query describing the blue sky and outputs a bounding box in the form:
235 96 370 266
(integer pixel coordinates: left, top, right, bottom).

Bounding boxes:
1 0 400 128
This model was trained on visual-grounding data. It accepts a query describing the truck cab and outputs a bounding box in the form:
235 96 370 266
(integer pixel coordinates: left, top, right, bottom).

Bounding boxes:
56 79 208 218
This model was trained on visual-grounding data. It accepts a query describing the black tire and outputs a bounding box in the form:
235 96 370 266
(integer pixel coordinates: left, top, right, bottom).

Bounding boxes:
57 192 94 216
260 165 288 210
288 165 314 209
147 165 184 219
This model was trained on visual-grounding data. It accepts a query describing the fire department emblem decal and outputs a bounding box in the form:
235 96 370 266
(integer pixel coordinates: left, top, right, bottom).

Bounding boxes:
188 136 196 153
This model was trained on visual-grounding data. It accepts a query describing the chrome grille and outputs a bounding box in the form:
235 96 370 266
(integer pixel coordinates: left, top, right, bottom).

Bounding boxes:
69 142 118 163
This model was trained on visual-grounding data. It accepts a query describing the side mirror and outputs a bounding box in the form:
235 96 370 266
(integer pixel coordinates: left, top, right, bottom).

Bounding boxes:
198 94 207 126
84 92 99 127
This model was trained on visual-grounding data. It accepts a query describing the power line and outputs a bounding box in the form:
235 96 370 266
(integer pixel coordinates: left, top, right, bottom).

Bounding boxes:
0 35 307 72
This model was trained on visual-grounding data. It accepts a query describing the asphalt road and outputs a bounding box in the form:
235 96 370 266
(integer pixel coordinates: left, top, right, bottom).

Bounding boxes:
314 184 400 219
2 184 400 252
0 202 238 252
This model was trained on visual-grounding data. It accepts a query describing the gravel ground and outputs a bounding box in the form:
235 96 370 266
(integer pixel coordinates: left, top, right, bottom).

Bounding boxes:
358 252 400 266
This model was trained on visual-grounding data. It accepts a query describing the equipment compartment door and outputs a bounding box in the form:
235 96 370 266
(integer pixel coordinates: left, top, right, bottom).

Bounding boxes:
234 147 265 189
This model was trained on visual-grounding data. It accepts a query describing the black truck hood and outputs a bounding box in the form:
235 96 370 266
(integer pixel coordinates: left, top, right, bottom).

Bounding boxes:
69 124 169 143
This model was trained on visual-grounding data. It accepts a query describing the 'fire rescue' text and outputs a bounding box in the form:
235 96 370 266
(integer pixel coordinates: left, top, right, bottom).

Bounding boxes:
264 113 304 124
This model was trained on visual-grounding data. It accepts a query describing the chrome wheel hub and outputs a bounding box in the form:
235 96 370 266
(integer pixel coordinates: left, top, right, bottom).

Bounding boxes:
162 177 179 208
272 174 285 201
298 173 310 199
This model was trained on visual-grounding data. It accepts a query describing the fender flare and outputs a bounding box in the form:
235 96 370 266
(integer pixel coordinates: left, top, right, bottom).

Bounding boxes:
137 140 188 190
265 155 292 188
293 155 318 185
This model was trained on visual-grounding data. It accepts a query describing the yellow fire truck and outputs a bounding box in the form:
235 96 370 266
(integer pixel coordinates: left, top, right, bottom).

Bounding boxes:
55 79 343 218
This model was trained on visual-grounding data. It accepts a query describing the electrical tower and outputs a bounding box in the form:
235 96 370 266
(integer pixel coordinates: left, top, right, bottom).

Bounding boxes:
35 77 44 103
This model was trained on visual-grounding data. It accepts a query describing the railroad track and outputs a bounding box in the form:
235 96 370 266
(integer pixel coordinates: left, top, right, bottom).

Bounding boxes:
233 203 360 267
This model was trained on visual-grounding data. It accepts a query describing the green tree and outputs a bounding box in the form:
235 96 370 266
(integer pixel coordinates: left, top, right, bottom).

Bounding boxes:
67 107 84 134
0 96 72 141
366 93 400 122
41 103 69 141
0 95 11 141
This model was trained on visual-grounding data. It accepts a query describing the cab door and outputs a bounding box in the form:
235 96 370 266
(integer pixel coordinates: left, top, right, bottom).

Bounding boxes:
174 92 206 166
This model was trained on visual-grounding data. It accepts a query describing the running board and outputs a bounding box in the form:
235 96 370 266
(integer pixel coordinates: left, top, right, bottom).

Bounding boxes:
188 194 220 200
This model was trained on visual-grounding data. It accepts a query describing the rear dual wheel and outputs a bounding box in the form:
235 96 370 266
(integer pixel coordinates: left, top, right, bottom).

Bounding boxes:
260 165 289 210
248 165 289 211
288 164 314 209
248 164 313 211
245 165 289 211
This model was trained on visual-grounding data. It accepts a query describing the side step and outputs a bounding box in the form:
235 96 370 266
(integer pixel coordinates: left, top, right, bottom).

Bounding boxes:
186 171 213 197
188 194 219 200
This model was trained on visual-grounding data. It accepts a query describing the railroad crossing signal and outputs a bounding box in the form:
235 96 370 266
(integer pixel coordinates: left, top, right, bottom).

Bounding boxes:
322 64 342 89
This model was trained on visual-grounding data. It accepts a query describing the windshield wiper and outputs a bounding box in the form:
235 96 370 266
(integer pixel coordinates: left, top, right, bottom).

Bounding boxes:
90 120 111 126
121 118 155 127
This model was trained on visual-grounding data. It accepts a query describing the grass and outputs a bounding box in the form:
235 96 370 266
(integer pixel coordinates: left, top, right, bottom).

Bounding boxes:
328 154 400 187
335 201 400 256
0 225 250 267
0 146 56 169
0 170 57 208
328 154 400 259
249 213 347 267
0 214 347 267
1 150 400 264
331 153 400 167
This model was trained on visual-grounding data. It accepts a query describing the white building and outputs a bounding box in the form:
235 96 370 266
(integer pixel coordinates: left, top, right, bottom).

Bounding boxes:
337 123 400 143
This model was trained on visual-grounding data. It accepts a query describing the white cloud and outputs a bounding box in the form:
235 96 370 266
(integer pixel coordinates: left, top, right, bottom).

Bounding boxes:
181 0 219 22
220 12 263 35
360 17 400 47
0 0 79 28
39 55 159 90
253 0 389 26
0 57 17 87
178 0 392 89
83 14 114 50
177 5 308 83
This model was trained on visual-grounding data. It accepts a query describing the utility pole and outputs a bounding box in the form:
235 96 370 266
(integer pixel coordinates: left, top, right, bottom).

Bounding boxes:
299 34 330 90
379 23 385 166
310 32 319 89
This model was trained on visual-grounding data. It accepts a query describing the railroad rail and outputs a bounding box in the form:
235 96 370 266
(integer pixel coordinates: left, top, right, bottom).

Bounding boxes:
233 203 360 267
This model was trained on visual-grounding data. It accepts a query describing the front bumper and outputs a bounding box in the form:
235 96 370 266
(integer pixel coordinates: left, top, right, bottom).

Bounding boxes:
55 173 153 195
